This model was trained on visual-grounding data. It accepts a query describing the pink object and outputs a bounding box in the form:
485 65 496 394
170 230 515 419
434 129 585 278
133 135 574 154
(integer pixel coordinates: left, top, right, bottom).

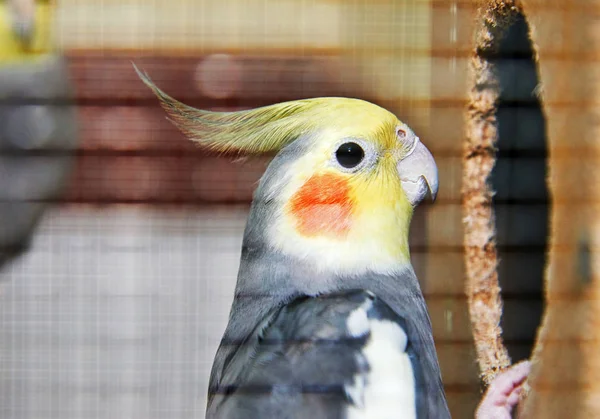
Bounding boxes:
476 361 531 419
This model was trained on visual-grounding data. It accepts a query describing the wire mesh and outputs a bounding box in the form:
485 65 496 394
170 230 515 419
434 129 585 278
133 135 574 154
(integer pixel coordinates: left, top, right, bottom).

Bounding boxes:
0 0 548 418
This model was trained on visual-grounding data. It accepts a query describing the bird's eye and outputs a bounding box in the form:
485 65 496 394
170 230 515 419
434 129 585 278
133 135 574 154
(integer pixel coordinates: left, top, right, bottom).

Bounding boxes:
335 142 365 169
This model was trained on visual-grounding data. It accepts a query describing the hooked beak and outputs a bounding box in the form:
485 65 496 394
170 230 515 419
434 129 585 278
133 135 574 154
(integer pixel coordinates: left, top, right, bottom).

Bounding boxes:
396 136 438 207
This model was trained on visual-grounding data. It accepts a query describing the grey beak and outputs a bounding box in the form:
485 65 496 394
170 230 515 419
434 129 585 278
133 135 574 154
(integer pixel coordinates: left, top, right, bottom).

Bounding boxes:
397 137 438 206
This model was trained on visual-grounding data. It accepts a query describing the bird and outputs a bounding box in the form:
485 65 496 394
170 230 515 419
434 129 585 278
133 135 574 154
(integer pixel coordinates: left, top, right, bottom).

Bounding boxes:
135 64 450 418
0 0 78 270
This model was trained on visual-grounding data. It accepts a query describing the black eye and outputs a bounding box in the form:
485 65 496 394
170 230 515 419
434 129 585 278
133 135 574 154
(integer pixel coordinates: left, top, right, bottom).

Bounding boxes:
335 142 365 169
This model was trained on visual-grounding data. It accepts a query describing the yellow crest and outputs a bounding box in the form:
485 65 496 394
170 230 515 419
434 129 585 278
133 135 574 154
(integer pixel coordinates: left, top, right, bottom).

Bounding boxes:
134 64 398 155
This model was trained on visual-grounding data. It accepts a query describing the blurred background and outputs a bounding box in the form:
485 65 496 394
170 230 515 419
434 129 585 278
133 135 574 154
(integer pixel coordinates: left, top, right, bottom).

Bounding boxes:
0 0 547 418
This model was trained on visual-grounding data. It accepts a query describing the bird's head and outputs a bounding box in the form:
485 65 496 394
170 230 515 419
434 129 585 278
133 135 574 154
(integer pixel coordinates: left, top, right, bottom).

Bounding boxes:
136 67 437 277
0 0 54 63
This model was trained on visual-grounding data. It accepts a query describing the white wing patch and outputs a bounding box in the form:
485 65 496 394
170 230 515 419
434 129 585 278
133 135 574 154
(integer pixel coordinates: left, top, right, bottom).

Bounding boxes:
345 305 417 419
346 298 373 338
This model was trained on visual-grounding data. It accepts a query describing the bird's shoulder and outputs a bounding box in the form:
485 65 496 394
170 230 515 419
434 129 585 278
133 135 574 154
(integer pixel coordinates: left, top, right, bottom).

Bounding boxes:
209 290 421 419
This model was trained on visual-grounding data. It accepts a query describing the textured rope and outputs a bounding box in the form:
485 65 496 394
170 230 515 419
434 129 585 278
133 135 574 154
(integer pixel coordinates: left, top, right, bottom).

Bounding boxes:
463 0 523 386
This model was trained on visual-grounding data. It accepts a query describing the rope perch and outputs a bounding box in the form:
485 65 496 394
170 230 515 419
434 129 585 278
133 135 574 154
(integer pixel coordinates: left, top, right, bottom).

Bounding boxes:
463 0 523 386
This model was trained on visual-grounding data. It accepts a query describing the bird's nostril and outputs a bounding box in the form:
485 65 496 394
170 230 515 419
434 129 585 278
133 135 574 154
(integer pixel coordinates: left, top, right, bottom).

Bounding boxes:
397 128 407 140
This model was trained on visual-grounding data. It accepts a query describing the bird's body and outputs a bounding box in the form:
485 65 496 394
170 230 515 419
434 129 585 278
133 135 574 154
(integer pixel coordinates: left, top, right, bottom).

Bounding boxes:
208 277 447 418
136 67 450 418
210 290 424 419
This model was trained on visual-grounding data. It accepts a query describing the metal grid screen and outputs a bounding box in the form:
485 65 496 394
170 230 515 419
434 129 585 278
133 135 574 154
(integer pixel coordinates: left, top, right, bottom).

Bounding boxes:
0 1 547 418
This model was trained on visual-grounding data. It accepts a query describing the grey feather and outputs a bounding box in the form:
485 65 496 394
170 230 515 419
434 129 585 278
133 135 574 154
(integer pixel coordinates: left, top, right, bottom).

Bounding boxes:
208 287 449 419
0 56 78 269
210 291 370 419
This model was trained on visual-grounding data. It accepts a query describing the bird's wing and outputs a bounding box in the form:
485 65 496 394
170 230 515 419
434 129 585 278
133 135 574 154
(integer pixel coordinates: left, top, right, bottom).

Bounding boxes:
207 290 442 419
389 290 450 419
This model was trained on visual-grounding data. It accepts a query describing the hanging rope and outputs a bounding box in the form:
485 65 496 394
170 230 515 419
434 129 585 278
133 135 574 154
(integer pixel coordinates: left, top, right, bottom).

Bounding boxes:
463 0 523 385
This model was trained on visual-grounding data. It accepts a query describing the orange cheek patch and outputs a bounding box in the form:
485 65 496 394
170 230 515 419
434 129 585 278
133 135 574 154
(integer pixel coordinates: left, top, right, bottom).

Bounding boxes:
288 173 353 238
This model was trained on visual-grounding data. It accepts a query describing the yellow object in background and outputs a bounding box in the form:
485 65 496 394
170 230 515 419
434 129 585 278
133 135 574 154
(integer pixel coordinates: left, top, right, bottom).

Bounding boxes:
0 0 55 63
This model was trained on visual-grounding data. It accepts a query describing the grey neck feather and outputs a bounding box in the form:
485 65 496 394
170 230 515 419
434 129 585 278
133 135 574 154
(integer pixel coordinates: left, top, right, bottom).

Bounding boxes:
219 191 423 353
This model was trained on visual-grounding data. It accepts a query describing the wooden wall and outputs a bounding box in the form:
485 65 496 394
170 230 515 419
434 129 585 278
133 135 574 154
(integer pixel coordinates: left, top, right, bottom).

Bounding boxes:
519 0 600 417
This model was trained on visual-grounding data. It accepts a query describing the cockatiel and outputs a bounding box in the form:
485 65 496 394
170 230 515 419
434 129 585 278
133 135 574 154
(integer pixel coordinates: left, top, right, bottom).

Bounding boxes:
135 66 449 418
0 0 78 269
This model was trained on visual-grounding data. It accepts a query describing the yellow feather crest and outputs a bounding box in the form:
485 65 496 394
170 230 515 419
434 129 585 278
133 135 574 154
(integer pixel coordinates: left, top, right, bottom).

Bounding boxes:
134 64 398 155
135 64 333 154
